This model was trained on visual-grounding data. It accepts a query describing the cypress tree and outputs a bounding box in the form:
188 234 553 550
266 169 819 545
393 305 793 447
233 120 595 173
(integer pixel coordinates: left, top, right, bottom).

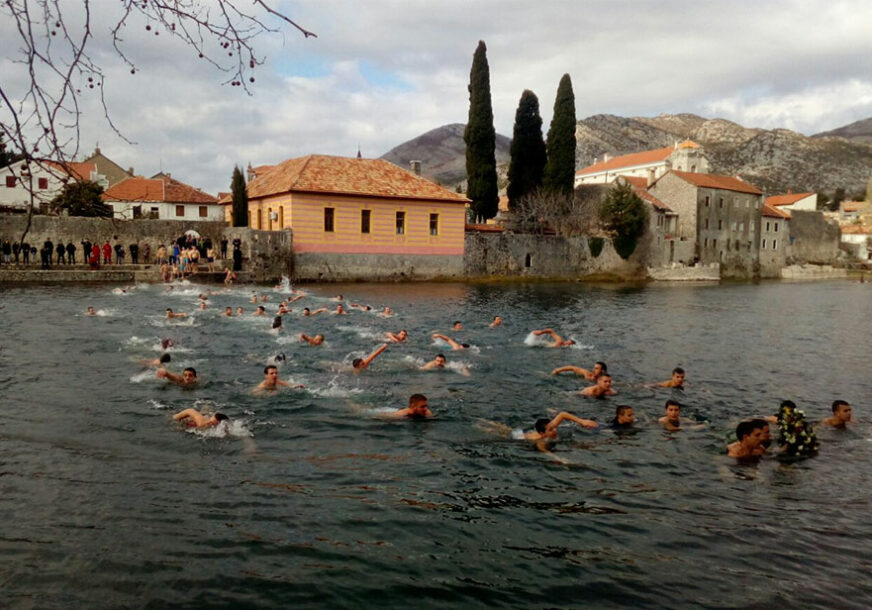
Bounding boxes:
507 90 546 211
231 165 248 227
543 73 577 197
464 40 499 223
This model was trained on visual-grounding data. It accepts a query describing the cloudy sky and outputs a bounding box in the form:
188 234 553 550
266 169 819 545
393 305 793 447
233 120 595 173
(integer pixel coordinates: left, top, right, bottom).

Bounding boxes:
2 0 872 194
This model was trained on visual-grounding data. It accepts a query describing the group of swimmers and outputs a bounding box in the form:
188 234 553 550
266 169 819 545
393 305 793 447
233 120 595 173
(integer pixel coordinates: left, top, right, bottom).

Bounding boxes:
103 285 859 462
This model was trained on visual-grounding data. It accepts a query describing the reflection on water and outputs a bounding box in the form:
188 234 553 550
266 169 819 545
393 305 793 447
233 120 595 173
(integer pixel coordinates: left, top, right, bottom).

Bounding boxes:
1 280 871 609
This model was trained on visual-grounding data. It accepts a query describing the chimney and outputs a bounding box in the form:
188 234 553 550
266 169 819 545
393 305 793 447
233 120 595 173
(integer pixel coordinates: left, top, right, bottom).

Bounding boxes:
410 160 422 177
247 162 255 183
94 146 101 155
127 166 134 175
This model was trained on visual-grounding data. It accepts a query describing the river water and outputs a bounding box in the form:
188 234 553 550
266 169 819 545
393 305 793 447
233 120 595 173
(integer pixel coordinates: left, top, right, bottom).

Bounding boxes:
1 279 870 609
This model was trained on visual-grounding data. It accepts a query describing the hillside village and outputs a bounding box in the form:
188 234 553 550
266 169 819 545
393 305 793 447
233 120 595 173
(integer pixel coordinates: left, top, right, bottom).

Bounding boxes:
1 125 871 282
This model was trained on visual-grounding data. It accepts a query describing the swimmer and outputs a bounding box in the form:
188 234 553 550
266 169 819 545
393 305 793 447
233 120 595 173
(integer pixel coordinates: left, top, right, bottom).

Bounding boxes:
386 329 408 343
532 328 575 347
420 354 447 370
580 374 616 398
431 333 469 350
198 302 207 310
381 393 433 419
161 338 174 350
198 293 208 301
250 293 258 304
273 352 287 363
87 306 97 316
302 307 327 316
489 315 502 328
331 294 344 301
271 316 283 331
654 367 686 389
288 294 305 303
380 307 393 317
333 304 347 315
352 343 388 372
165 308 188 319
485 411 597 454
452 320 463 330
609 405 636 429
173 408 227 429
822 400 854 428
224 307 233 317
254 306 266 316
278 304 290 315
300 333 325 346
157 366 198 386
727 419 770 459
349 302 372 311
255 364 303 391
236 307 244 315
224 269 237 285
659 399 682 431
260 294 268 302
142 353 171 368
552 361 607 380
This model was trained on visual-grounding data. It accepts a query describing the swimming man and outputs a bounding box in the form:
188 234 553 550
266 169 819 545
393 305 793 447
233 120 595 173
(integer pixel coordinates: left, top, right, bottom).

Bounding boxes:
532 328 576 347
431 333 469 350
352 343 388 372
655 367 686 389
822 400 854 428
552 361 607 380
157 366 198 386
381 393 433 419
173 408 228 428
165 308 188 319
386 329 408 343
255 365 302 391
300 333 325 346
727 419 770 459
581 374 616 398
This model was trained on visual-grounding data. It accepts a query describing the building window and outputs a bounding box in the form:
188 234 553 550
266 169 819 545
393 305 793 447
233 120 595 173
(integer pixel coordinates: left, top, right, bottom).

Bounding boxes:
396 211 405 235
704 195 710 207
719 197 724 208
360 209 371 234
38 177 48 189
525 253 532 268
257 209 262 229
712 238 717 248
762 239 767 249
150 207 159 216
746 200 750 208
735 240 740 250
765 221 770 232
199 206 208 218
279 206 284 228
773 239 777 250
718 220 723 230
704 238 708 248
704 219 709 229
324 207 335 232
732 221 737 232
429 213 439 236
691 165 696 173
5 176 16 188
738 222 744 232
175 205 185 217
774 222 779 233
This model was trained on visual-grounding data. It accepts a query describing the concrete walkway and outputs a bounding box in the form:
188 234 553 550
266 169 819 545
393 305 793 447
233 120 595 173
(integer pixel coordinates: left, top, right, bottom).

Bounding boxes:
0 263 252 283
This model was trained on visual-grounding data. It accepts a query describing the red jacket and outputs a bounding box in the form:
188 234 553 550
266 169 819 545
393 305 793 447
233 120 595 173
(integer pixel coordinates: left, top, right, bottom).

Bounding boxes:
102 243 112 258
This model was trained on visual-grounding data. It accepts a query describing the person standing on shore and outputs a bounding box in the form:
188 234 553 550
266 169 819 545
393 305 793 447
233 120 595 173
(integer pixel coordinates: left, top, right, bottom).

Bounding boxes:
129 242 139 264
66 241 76 265
102 241 112 264
55 241 66 265
142 242 151 264
11 241 20 264
43 239 54 268
220 236 228 260
22 241 30 265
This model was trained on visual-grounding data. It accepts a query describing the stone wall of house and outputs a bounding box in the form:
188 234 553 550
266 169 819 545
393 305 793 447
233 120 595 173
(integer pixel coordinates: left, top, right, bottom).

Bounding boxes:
464 233 643 279
648 173 699 239
787 210 841 264
292 252 463 282
0 215 293 282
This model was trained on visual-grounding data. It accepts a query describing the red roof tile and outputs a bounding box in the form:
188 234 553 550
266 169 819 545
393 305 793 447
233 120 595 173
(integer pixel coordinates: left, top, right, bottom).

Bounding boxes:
103 175 216 204
669 170 762 195
576 146 674 176
44 160 97 181
765 192 814 206
618 175 671 211
762 203 790 218
248 155 469 203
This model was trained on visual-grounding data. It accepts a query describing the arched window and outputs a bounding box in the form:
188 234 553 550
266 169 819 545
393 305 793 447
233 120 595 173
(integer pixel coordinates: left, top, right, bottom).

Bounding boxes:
524 253 532 268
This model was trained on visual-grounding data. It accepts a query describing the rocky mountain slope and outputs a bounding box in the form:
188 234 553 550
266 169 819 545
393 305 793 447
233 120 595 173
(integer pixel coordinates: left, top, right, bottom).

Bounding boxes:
813 116 872 145
380 123 511 187
576 113 872 196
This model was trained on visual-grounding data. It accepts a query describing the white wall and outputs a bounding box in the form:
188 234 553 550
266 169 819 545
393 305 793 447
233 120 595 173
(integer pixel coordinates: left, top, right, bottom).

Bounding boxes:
107 200 224 221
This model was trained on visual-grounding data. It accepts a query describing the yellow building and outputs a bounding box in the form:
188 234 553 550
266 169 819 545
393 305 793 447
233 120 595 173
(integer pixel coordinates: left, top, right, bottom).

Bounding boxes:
225 155 470 280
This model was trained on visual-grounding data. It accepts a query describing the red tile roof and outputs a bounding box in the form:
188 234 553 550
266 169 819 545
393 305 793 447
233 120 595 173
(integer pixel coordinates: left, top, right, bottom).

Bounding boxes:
765 192 814 206
618 175 672 211
44 160 97 181
762 203 790 219
842 201 868 212
669 170 762 195
577 146 675 176
103 175 217 204
248 155 469 203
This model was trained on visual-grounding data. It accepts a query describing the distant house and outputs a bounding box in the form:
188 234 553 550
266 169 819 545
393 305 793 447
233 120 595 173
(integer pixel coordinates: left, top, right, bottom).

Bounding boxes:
649 170 763 275
840 225 872 260
0 158 106 213
759 203 790 275
103 174 220 220
575 140 710 187
81 147 133 187
764 192 817 216
234 154 470 279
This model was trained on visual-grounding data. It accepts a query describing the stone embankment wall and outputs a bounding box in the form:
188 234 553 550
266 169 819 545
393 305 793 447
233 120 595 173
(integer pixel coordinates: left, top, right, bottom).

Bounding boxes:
647 263 720 281
0 215 292 282
293 252 463 282
464 232 643 279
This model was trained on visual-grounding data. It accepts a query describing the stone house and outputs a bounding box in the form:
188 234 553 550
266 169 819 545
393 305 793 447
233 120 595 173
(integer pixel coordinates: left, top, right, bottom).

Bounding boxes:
230 154 470 280
575 139 710 187
103 174 221 221
759 203 790 277
649 170 763 277
616 175 686 266
0 159 106 213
